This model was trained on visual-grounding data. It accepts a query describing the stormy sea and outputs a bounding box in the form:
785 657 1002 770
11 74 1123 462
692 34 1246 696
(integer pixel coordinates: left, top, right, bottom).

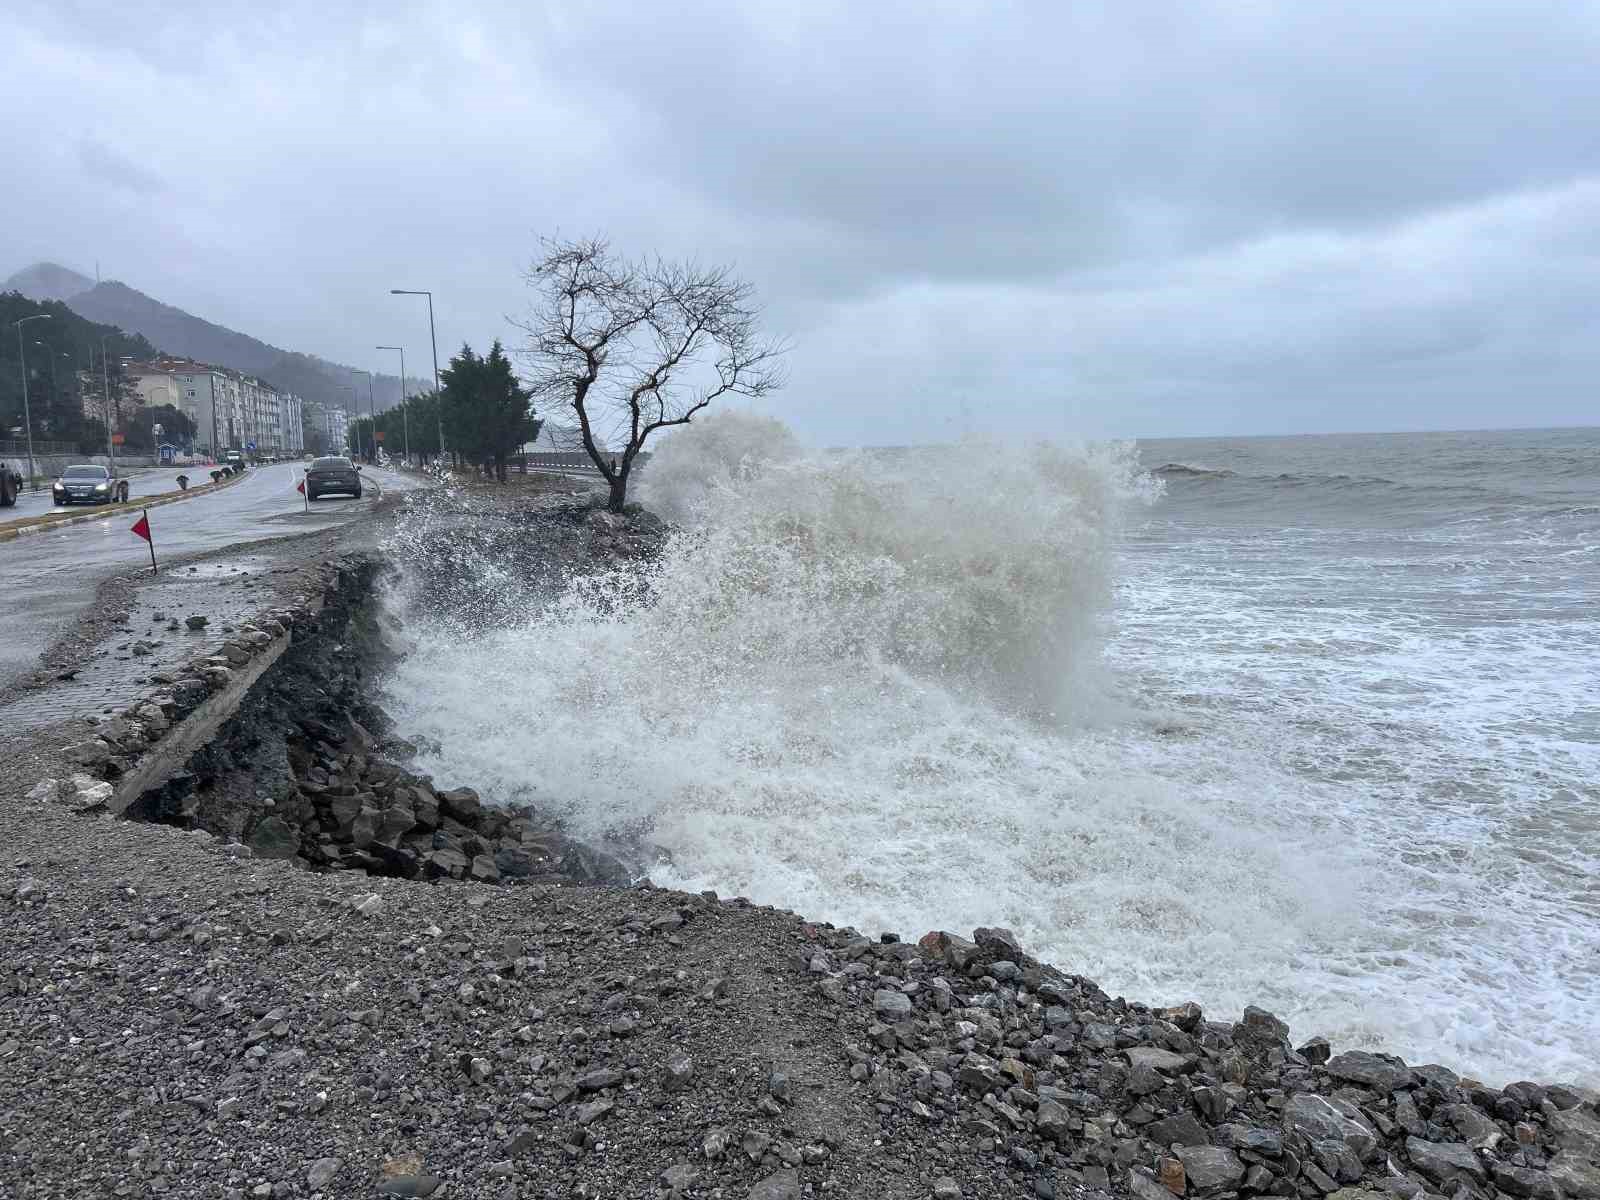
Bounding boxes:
382 417 1600 1087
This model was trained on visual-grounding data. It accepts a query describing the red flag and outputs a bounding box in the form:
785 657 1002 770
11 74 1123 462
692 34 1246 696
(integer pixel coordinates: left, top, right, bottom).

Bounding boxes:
296 479 306 495
130 513 151 542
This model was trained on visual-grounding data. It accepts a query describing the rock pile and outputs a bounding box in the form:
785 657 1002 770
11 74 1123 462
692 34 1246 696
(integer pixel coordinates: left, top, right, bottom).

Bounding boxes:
798 924 1600 1200
241 715 634 887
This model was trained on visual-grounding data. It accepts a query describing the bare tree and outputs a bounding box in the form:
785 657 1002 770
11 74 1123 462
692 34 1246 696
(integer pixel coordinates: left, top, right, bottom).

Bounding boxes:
515 235 788 512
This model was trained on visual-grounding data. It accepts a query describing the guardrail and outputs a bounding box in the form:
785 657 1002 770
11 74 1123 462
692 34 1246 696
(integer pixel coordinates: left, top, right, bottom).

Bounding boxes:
515 451 650 473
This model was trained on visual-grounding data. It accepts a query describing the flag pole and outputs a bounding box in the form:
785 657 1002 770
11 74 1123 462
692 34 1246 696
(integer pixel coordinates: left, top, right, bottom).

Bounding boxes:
141 509 157 574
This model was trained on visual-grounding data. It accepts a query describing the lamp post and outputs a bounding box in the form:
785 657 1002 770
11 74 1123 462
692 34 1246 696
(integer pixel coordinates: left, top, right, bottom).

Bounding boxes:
389 289 443 467
338 385 358 458
13 313 50 488
34 342 60 431
376 345 410 465
363 370 376 463
98 334 120 468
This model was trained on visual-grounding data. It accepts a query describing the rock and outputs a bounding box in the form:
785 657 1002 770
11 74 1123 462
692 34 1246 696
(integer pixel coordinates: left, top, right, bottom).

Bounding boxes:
662 1048 694 1091
746 1171 800 1200
1125 1047 1190 1074
1158 1159 1187 1196
703 1127 730 1160
1156 1002 1204 1031
1439 1102 1502 1148
438 786 481 823
1549 1152 1600 1200
306 1158 340 1191
67 739 111 767
1298 1037 1332 1064
248 815 300 860
378 1178 441 1198
1283 1093 1379 1160
1215 1125 1282 1156
1325 1050 1415 1093
874 988 913 1019
470 854 501 883
355 893 384 919
577 1068 624 1091
1491 1165 1562 1200
1551 1106 1600 1158
1234 1006 1289 1048
427 848 469 879
1035 1101 1070 1143
1404 1138 1485 1185
1148 1114 1211 1147
350 806 380 849
1173 1147 1244 1194
933 1179 962 1200
575 1099 613 1125
185 615 208 629
1128 1170 1176 1200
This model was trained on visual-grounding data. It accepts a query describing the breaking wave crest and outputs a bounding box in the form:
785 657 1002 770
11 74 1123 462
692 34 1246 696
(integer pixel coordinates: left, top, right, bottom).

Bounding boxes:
381 414 1385 1065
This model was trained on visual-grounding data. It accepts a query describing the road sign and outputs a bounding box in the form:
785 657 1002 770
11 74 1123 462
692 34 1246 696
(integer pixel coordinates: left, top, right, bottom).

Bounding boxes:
112 433 125 446
246 441 256 451
374 431 384 442
153 423 163 437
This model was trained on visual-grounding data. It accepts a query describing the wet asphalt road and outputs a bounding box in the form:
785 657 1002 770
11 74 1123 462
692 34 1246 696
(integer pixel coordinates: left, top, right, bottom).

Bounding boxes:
0 462 427 691
6 466 180 519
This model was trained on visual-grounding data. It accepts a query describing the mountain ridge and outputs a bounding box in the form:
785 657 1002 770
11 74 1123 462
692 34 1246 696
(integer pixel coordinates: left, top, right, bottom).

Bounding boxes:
4 262 416 414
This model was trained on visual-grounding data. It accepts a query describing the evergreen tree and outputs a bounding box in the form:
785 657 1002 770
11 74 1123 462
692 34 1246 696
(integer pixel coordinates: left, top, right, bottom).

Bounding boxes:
440 341 540 481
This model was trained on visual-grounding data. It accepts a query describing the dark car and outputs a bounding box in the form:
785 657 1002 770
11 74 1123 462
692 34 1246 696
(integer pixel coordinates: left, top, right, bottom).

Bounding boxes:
305 456 362 501
52 464 129 505
0 460 21 508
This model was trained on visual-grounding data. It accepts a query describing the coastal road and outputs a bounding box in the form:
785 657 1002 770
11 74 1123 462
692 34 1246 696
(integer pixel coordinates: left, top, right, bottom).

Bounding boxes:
6 465 177 519
0 462 426 690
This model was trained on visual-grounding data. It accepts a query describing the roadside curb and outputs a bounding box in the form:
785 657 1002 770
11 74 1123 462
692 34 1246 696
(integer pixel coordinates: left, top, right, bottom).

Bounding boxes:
0 468 250 545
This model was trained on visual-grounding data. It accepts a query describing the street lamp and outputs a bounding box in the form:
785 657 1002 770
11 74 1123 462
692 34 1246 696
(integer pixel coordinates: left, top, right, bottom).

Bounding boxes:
389 289 443 466
12 313 50 488
362 370 376 463
98 334 123 468
376 345 411 465
337 385 358 458
34 341 60 424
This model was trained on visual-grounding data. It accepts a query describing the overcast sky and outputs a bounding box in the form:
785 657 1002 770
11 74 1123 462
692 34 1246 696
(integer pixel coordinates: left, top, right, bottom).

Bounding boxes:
4 1 1599 443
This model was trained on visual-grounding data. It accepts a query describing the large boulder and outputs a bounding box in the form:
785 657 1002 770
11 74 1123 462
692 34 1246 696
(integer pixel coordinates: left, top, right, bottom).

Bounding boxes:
1404 1138 1486 1186
438 786 481 824
1325 1050 1415 1093
1282 1093 1379 1160
1173 1146 1245 1194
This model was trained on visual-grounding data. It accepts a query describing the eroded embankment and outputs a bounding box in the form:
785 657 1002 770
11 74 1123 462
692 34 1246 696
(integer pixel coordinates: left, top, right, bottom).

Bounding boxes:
113 552 636 886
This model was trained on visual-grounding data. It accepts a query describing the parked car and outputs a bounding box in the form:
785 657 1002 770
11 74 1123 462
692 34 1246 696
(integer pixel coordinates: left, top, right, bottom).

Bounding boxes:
305 456 362 501
52 464 129 505
0 460 21 508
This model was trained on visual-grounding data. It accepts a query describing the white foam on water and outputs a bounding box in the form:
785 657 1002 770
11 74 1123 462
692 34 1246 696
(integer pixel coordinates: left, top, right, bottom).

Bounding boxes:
383 414 1599 1087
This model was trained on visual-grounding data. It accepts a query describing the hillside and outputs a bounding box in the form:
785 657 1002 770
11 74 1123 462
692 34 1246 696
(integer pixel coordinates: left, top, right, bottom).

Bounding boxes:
4 262 95 303
4 264 418 416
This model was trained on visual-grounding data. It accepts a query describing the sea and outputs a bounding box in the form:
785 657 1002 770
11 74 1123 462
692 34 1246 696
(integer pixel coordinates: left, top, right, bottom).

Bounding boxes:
381 418 1599 1087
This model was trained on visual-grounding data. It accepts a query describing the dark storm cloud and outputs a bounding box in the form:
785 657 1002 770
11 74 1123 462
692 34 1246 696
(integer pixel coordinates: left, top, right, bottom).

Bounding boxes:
3 0 1599 440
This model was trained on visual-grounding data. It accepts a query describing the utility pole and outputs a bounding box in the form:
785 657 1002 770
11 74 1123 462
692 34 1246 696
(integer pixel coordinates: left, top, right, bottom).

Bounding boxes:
365 370 376 463
13 313 50 488
390 290 444 466
99 334 117 469
376 345 410 465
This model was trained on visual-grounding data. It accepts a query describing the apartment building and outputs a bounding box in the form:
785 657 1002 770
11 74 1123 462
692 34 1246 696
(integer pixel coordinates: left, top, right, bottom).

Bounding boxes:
127 360 305 457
